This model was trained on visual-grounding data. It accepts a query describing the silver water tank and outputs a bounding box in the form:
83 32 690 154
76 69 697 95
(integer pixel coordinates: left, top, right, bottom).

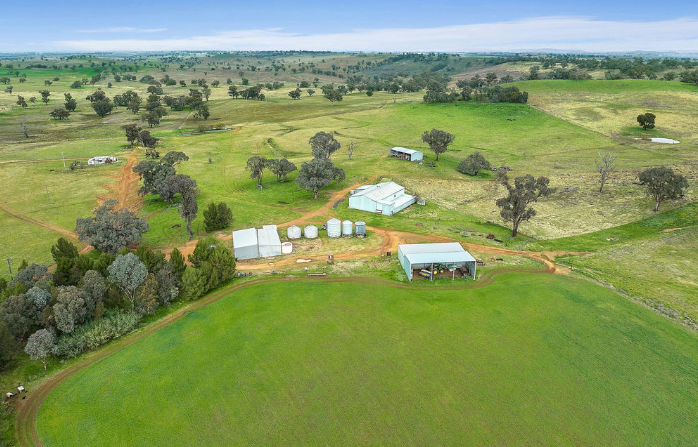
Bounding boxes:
342 220 353 237
304 225 318 239
355 221 366 236
327 218 341 238
287 225 301 239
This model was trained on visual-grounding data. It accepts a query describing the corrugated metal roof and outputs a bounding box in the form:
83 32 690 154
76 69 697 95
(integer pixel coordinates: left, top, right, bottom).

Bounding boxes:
258 225 281 247
391 147 421 155
232 228 258 248
353 182 405 201
400 243 476 264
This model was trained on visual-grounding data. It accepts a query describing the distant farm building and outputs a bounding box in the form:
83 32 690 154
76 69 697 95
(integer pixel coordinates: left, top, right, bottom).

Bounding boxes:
87 156 118 165
398 243 477 281
348 182 416 216
390 147 423 162
232 225 282 260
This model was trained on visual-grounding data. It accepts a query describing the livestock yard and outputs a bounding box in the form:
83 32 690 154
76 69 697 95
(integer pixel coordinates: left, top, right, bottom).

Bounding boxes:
0 51 697 446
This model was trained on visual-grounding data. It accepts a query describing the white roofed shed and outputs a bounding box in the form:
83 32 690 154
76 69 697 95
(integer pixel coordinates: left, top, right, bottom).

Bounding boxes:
348 182 416 216
390 147 423 162
398 243 476 281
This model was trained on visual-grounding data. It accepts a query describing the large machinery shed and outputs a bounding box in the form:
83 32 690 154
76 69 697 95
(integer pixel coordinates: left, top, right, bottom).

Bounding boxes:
398 243 477 281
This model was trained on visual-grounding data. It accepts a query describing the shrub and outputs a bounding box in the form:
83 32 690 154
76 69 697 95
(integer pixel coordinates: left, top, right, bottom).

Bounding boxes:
53 311 139 358
458 152 491 176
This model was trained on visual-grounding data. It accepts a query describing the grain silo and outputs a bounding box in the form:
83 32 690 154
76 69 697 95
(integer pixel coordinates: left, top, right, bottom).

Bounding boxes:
304 225 318 239
342 220 353 237
327 218 341 238
287 225 301 239
355 221 366 237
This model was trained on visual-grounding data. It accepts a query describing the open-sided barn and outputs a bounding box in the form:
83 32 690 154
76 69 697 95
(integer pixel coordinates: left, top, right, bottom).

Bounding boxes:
390 147 423 162
398 243 477 281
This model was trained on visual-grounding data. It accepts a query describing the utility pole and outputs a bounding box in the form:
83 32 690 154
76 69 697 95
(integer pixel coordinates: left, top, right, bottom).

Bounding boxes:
5 257 13 280
62 151 66 170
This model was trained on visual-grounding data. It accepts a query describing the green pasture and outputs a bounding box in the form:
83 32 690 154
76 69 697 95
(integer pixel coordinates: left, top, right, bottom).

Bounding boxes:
37 275 698 446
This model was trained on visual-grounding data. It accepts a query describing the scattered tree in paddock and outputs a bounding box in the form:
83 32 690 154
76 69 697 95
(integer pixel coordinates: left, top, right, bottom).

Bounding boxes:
288 88 302 100
39 90 50 104
307 88 315 96
321 84 343 105
16 95 27 108
75 200 149 255
19 120 28 138
310 131 341 159
596 152 617 193
296 158 345 199
25 329 55 370
70 81 82 89
122 124 142 146
638 166 689 212
246 156 269 189
637 112 656 130
5 86 13 94
458 152 491 176
366 89 373 97
49 108 70 120
347 141 357 160
421 128 454 161
268 158 297 182
496 173 553 237
64 93 77 111
162 174 199 240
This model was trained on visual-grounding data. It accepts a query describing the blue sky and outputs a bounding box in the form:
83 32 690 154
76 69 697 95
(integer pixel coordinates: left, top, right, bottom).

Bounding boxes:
2 0 698 52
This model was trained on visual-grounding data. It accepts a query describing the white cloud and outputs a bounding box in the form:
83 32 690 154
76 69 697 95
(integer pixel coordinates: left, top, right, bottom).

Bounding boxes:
57 17 698 53
76 27 167 34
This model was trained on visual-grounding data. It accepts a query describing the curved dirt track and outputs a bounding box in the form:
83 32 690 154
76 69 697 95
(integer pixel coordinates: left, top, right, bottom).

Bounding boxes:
96 147 142 212
0 203 79 242
15 268 550 447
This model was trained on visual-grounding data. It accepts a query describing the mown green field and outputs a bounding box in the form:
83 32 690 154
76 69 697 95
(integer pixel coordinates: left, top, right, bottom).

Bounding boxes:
36 275 698 446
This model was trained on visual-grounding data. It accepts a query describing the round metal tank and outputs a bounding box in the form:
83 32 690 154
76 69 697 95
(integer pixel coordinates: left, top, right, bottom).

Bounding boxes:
327 218 341 238
304 225 318 239
342 220 353 237
355 221 366 236
281 242 293 254
287 225 301 239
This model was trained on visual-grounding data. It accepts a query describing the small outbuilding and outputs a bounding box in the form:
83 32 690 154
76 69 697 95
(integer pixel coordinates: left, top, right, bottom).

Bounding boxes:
87 156 118 165
349 182 416 216
398 243 477 281
390 147 423 162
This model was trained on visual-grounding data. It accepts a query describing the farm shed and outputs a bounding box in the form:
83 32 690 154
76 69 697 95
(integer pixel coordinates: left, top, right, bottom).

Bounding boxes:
232 225 282 259
348 182 416 216
232 228 259 260
257 225 282 257
398 243 476 281
87 156 118 165
390 147 423 162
